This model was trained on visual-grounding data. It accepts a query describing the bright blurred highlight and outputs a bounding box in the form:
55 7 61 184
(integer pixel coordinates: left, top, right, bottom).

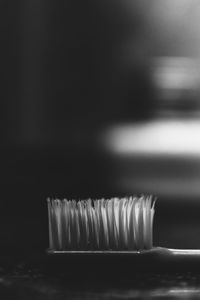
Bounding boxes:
105 119 200 157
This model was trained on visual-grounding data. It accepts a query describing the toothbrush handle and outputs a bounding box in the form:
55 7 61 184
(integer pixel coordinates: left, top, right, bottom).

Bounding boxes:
169 248 200 256
147 247 200 257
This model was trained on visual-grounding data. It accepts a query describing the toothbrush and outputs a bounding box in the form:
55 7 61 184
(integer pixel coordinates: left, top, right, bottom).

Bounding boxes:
47 196 155 252
46 196 200 274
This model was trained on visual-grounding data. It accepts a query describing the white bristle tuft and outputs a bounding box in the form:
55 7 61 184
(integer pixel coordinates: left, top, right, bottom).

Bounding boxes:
47 196 156 251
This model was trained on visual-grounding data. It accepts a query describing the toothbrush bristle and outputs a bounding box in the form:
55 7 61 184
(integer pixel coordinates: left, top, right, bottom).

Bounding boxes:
47 196 156 251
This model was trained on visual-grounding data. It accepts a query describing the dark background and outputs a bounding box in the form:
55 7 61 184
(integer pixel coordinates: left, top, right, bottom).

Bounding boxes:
1 0 200 258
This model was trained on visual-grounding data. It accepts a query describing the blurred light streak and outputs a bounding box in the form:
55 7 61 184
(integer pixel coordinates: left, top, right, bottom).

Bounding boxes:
151 287 200 298
153 56 199 91
105 120 200 157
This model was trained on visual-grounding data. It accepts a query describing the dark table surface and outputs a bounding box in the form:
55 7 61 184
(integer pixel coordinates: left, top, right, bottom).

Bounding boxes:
1 254 200 300
2 270 200 299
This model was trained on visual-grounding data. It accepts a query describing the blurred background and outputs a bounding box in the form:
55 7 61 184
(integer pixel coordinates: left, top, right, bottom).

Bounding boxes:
1 0 200 256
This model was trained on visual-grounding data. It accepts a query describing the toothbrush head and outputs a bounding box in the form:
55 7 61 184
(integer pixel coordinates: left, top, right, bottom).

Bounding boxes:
47 195 156 251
